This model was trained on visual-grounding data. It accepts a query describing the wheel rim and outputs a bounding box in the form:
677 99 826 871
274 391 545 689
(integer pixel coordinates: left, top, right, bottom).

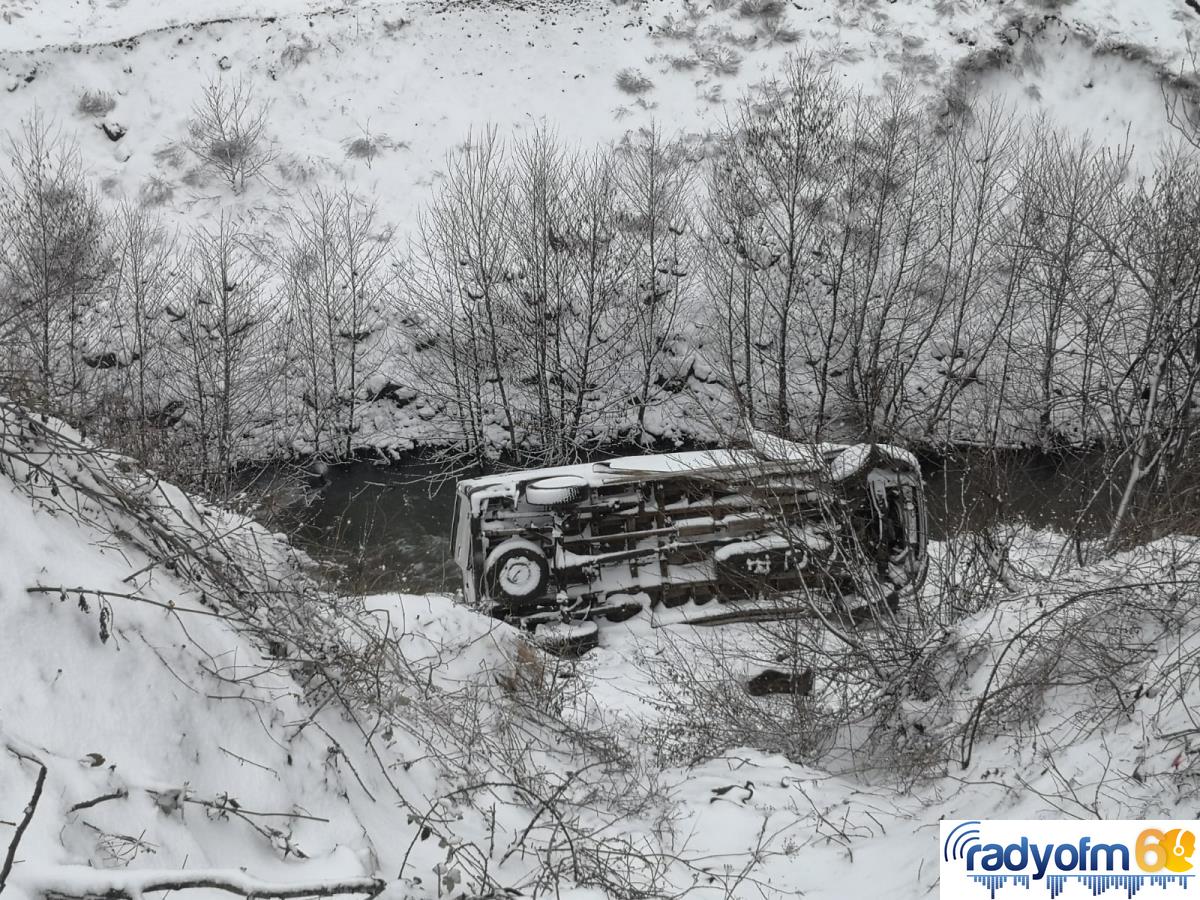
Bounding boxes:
499 555 540 596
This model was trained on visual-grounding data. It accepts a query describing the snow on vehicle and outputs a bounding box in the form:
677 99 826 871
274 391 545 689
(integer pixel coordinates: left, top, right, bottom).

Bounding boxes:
450 436 927 630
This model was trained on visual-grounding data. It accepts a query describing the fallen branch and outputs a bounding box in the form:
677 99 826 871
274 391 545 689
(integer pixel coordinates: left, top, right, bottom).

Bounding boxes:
30 867 385 900
652 604 818 628
25 587 240 623
0 755 47 894
68 790 129 814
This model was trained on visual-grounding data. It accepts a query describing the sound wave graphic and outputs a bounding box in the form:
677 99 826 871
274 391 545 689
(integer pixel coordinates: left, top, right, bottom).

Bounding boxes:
969 872 1193 898
945 820 982 862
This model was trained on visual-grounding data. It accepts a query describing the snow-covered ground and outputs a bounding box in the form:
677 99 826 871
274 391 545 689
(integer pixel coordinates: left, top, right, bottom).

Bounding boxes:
4 399 1200 899
2 0 1192 233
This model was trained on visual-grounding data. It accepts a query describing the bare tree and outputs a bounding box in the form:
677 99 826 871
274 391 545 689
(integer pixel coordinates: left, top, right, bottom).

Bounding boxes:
101 202 180 460
402 127 519 470
165 215 276 494
503 128 639 461
1011 124 1123 446
186 78 277 193
914 102 1024 444
507 127 569 457
706 56 844 438
1095 149 1200 548
403 128 644 468
819 84 941 441
615 124 695 445
550 146 640 455
285 186 394 457
0 113 107 417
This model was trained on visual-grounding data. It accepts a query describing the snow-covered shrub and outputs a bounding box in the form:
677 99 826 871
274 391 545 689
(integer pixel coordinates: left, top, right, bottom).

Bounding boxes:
615 67 654 94
279 34 317 68
654 14 699 42
76 89 116 116
137 173 174 205
736 0 786 19
697 44 741 76
341 130 401 168
756 15 800 45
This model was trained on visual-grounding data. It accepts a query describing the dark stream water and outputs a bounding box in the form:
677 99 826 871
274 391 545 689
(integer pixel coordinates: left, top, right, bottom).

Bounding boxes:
252 448 1118 596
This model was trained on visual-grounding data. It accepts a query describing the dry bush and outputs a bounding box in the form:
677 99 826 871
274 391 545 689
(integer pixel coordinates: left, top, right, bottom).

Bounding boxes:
185 79 276 192
138 174 174 206
737 0 786 18
756 15 800 45
615 67 655 94
696 44 741 76
279 34 317 68
343 136 380 163
643 620 835 766
949 547 1200 769
153 142 188 169
654 15 698 41
341 129 404 168
76 90 116 116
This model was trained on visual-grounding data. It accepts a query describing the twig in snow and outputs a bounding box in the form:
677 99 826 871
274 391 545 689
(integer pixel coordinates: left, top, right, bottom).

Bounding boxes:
25 586 242 623
32 868 385 900
0 753 47 894
142 789 313 858
217 746 279 778
68 790 129 814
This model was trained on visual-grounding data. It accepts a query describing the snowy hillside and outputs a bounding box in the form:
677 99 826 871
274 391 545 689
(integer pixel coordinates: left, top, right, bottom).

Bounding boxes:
4 399 1200 899
0 0 1194 238
0 0 1197 464
0 402 382 899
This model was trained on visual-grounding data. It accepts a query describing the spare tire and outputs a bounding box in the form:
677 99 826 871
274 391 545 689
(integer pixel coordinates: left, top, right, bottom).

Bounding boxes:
524 475 587 508
484 538 550 605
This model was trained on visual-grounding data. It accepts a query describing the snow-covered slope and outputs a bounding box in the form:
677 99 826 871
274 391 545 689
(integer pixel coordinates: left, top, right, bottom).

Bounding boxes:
1 0 1194 241
6 0 1200 890
0 404 384 898
3 399 1200 899
0 402 535 899
565 530 1200 897
1 0 1196 461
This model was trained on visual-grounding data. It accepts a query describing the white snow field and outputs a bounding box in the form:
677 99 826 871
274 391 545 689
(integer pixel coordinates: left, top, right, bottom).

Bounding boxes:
1 0 1193 234
3 399 1200 900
